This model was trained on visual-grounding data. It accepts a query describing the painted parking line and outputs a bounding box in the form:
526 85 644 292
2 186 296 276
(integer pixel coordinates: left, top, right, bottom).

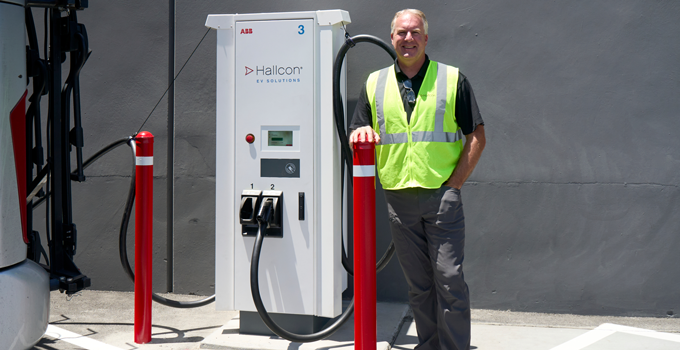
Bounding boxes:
45 325 125 350
549 323 680 350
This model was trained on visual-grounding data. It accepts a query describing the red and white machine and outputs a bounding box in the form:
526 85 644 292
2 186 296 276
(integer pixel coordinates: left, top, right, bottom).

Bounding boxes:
1 1 90 348
0 2 50 349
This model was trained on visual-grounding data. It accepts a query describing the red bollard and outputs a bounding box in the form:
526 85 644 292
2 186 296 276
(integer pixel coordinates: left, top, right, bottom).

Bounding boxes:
353 140 376 350
134 131 154 344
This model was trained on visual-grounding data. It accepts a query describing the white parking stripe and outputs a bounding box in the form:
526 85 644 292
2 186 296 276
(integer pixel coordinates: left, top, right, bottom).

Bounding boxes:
45 325 125 350
549 326 615 350
596 323 680 342
550 323 680 350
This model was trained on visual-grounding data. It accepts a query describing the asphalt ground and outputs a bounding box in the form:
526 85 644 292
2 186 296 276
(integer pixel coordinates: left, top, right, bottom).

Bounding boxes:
32 290 680 350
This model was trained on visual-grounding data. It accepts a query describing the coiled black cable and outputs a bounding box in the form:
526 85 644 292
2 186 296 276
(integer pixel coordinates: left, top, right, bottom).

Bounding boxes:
250 200 355 342
119 138 215 308
32 138 130 209
334 35 397 276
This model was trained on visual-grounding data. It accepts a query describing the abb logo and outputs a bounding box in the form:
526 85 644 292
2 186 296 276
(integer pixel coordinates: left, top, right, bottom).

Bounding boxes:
240 28 253 34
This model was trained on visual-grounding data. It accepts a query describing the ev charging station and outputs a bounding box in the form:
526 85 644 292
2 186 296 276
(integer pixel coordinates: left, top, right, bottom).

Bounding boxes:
206 10 350 332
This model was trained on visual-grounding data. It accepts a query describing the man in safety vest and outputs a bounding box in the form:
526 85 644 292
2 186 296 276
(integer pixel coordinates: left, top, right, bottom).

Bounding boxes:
349 8 486 350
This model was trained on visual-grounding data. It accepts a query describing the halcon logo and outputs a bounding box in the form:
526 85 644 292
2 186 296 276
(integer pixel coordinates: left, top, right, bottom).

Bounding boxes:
255 65 303 76
240 28 253 34
244 66 304 76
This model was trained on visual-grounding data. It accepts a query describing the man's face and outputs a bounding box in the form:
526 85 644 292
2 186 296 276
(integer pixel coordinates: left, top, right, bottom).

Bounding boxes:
391 13 428 66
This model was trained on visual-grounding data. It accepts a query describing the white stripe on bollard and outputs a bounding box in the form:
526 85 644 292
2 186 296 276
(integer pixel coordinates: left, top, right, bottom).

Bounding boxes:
353 165 375 177
136 156 153 166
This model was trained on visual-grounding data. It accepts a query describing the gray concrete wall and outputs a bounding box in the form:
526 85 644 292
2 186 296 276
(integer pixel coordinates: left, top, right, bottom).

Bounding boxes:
53 0 680 317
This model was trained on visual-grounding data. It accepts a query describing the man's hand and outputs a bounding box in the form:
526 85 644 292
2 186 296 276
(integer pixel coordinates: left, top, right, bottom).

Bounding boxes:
349 126 381 149
445 125 486 190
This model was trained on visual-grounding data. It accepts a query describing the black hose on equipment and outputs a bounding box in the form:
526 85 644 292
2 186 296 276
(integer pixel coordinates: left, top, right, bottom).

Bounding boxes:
119 138 215 308
248 34 397 342
250 201 356 342
32 137 131 209
31 134 214 307
334 35 397 276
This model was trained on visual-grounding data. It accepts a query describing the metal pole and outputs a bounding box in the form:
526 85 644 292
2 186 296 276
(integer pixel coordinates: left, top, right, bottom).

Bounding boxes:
352 140 376 350
135 132 154 344
166 0 176 293
48 7 65 279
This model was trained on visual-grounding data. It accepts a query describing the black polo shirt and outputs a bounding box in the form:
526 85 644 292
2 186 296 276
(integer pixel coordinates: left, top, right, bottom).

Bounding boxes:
349 56 484 135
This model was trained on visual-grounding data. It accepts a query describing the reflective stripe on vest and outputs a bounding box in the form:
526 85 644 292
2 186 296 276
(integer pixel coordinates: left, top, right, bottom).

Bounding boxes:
375 62 463 145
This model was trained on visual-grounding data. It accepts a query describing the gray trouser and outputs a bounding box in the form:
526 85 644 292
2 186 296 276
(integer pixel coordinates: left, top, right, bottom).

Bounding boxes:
384 186 470 350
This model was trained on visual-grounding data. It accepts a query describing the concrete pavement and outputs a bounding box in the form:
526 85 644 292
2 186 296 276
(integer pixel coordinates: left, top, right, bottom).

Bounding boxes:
33 290 680 350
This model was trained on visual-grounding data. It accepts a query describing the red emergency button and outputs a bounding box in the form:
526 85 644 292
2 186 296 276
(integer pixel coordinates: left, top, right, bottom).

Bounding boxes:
245 133 255 144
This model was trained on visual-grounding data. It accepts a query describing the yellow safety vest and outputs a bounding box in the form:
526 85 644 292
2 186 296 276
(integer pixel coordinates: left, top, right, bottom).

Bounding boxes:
366 61 463 190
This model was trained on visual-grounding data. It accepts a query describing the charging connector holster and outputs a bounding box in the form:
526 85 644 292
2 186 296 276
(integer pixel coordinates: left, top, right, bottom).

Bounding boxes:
239 189 283 238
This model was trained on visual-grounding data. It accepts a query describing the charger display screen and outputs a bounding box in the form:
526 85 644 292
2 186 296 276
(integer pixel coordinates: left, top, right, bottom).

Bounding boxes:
268 130 293 147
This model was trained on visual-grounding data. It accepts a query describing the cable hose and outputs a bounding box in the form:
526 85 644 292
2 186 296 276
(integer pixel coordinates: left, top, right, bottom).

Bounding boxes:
78 138 128 173
30 134 214 307
251 210 354 342
119 138 215 308
342 237 395 276
248 34 397 342
333 34 396 177
332 35 397 276
32 137 131 209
